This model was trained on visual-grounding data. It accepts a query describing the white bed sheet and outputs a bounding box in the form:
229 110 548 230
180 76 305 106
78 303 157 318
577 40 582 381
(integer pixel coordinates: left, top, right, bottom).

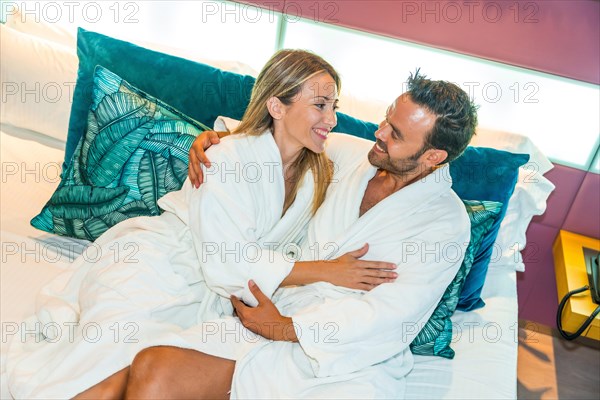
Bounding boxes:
0 125 88 398
0 124 518 399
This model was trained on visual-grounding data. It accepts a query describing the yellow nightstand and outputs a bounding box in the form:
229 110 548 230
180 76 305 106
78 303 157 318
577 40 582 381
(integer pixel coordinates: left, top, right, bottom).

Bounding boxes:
553 230 600 341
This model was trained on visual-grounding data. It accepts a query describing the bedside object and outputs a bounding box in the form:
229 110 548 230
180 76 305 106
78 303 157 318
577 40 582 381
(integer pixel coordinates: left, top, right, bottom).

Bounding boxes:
553 230 600 340
585 250 600 304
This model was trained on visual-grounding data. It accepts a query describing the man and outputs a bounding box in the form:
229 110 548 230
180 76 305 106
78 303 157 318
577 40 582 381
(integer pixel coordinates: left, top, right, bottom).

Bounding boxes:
125 72 477 399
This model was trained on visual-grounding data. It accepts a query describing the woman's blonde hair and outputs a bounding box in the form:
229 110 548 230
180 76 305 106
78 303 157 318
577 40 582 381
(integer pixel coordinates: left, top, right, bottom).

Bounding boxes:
233 49 340 215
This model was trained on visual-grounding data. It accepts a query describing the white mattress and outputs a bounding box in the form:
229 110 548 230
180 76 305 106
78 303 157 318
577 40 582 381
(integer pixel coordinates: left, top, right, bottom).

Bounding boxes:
0 124 518 399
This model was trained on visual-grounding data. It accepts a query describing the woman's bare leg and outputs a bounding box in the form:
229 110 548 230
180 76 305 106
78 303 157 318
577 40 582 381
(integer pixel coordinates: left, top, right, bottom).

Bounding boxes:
73 367 130 400
125 346 235 399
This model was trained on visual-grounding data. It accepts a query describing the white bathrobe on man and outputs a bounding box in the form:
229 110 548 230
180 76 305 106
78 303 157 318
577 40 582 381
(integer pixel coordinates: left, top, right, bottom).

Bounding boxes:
167 133 471 399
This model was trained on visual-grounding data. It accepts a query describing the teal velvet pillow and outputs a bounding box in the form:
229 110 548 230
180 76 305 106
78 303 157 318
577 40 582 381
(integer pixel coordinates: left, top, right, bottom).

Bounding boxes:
64 28 378 166
410 199 503 359
449 147 529 311
32 66 207 240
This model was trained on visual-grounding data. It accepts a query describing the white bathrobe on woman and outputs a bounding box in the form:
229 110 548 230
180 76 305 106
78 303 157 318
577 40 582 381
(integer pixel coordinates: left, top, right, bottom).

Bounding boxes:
6 132 316 399
162 133 471 399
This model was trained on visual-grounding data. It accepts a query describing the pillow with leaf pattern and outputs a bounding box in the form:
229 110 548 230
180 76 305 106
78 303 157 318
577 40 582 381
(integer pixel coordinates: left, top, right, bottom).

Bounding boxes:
31 65 209 241
409 199 503 359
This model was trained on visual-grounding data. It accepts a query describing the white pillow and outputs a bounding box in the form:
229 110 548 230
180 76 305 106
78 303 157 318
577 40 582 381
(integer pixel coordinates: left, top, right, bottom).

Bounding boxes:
472 128 555 271
0 22 260 143
490 168 555 271
0 25 78 142
471 126 554 174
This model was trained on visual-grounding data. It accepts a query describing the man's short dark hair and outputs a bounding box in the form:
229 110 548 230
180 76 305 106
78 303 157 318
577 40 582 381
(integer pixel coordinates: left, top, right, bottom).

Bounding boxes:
407 70 478 163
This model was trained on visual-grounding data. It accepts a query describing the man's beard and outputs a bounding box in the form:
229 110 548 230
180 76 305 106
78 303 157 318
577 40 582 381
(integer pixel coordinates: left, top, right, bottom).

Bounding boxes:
367 141 427 177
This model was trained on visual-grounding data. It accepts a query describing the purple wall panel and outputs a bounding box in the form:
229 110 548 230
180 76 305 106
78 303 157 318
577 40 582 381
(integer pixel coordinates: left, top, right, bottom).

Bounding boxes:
563 172 600 239
532 164 587 228
518 222 560 327
240 0 599 83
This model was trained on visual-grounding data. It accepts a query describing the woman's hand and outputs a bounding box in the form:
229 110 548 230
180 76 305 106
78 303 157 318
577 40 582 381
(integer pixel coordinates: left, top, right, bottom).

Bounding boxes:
231 280 298 342
188 131 227 188
322 243 397 291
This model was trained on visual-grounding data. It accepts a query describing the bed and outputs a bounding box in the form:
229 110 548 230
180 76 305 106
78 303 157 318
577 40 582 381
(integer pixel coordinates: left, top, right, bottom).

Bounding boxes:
0 11 555 399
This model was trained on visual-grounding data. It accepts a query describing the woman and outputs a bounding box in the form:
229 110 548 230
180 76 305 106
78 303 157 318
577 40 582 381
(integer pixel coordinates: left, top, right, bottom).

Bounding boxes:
7 50 396 399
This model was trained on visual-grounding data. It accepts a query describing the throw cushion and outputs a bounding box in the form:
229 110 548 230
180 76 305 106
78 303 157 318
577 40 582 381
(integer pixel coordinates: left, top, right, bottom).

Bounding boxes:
31 66 208 240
